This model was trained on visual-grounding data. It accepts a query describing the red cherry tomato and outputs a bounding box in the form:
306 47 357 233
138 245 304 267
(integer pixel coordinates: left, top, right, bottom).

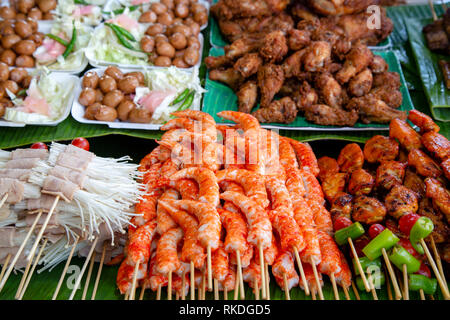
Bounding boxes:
415 263 431 278
334 216 352 231
398 237 420 259
399 213 420 235
71 137 90 151
354 236 370 257
368 224 385 239
30 142 47 150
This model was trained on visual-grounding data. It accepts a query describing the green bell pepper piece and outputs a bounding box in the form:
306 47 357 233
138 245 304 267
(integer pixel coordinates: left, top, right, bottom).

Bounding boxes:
409 274 437 295
388 246 421 273
362 229 399 260
409 216 434 255
356 272 385 291
334 222 365 245
352 257 382 276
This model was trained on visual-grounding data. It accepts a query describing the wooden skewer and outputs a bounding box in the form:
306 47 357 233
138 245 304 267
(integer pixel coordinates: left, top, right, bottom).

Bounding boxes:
156 284 161 300
348 238 370 292
139 287 146 300
283 274 290 300
367 269 378 300
430 236 448 288
18 238 48 300
190 261 195 300
265 262 270 300
0 254 11 283
167 271 172 300
342 285 350 300
429 0 438 20
214 279 219 300
429 294 435 300
27 196 60 262
207 245 212 291
181 271 186 300
224 287 228 300
233 268 239 300
15 248 36 299
0 211 42 292
403 264 409 300
81 251 96 300
310 258 324 300
91 243 106 300
129 260 140 301
201 269 206 300
258 243 266 299
254 278 260 300
293 247 309 295
235 249 245 299
311 288 316 300
52 236 79 300
176 292 179 300
420 289 426 300
420 238 450 299
69 237 99 300
330 273 340 300
0 194 8 208
381 248 402 300
397 268 404 293
385 268 393 300
351 280 361 300
124 292 129 300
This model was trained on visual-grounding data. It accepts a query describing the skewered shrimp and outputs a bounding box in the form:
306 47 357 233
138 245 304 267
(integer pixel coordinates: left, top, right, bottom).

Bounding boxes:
408 110 440 133
142 253 168 292
288 139 320 177
317 230 341 276
322 172 347 202
272 251 299 291
117 258 148 294
385 185 419 220
265 174 293 214
348 169 374 196
160 117 196 132
335 251 352 289
242 256 263 292
317 156 340 182
218 208 248 254
170 167 220 207
311 203 334 235
132 191 162 229
139 146 170 170
421 131 450 161
375 161 406 190
363 135 399 163
220 180 245 213
269 209 305 253
337 143 364 173
425 178 450 223
156 228 183 275
171 110 218 142
300 169 324 205
218 265 237 292
255 233 279 266
156 189 179 235
212 242 230 282
127 220 158 265
230 245 254 269
389 119 422 151
408 149 442 178
300 263 323 294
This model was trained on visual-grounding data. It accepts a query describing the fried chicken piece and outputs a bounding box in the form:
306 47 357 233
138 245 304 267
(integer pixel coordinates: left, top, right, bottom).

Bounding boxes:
337 143 364 173
225 37 262 60
303 104 358 127
259 31 288 63
282 50 306 78
330 192 353 221
363 135 399 163
288 29 311 51
252 97 298 124
347 95 407 124
306 0 378 16
336 43 373 84
348 169 374 196
369 86 403 109
441 158 450 180
353 195 387 225
385 185 419 220
212 0 289 19
421 131 450 161
216 19 243 40
322 172 347 202
315 73 346 108
403 169 426 200
348 68 373 97
209 68 244 91
389 119 423 151
291 2 319 21
425 177 450 224
234 53 263 78
257 63 284 108
318 156 340 182
372 71 401 89
237 81 258 114
408 149 443 178
370 55 389 74
297 81 318 110
418 198 450 244
279 78 300 97
303 41 332 72
205 56 233 69
375 161 406 190
408 110 440 133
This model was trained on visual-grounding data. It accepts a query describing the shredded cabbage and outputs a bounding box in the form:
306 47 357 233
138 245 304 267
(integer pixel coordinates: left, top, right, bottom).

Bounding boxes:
54 0 103 25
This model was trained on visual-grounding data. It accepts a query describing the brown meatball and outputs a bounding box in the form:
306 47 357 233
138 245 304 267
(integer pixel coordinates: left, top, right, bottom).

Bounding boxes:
84 102 101 120
0 62 9 81
82 71 99 89
154 56 171 67
21 74 32 88
18 0 35 13
26 18 38 32
42 11 53 20
37 0 57 13
172 57 189 68
117 100 136 121
95 105 117 122
9 68 28 83
193 11 207 26
102 89 124 108
188 21 200 36
186 35 200 49
2 34 21 50
169 32 187 50
78 87 96 106
128 108 152 123
170 24 191 37
27 8 42 20
0 23 15 37
118 76 139 94
0 7 16 20
145 23 165 36
151 2 167 15
158 12 173 26
13 40 36 55
0 50 16 66
15 55 34 67
140 35 155 53
2 80 19 95
26 32 45 46
139 11 157 23
125 71 145 85
183 47 199 66
156 41 175 58
155 34 168 44
14 20 33 38
161 0 174 9
104 66 123 82
174 4 189 18
99 75 117 93
95 89 103 102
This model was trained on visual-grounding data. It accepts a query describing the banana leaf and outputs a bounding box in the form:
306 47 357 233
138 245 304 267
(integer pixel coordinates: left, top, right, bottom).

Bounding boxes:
406 17 450 122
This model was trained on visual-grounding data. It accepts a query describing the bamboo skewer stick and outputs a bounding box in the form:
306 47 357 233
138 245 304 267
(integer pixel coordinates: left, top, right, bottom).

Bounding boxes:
311 288 316 300
0 211 42 292
176 292 179 300
129 261 140 301
235 249 245 299
190 261 195 300
330 273 339 300
27 196 60 262
18 238 48 300
310 258 324 300
167 271 172 300
293 247 309 295
429 0 438 20
207 245 212 291
351 280 361 300
16 247 36 299
0 254 11 283
233 268 239 300
420 289 426 300
139 287 146 300
91 243 106 300
224 287 228 300
381 248 402 300
348 238 370 292
420 238 450 299
0 194 8 208
81 251 96 300
430 236 447 288
69 237 99 300
181 271 186 300
52 236 79 300
258 244 266 299
367 269 378 300
214 279 219 300
124 292 129 300
385 268 393 300
201 269 206 300
265 262 270 300
254 278 259 300
429 294 435 300
156 284 161 300
403 264 409 300
283 274 290 300
342 285 350 300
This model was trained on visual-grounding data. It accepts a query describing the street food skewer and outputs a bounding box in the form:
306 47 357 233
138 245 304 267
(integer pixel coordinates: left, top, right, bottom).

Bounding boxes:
82 251 96 300
52 236 79 300
91 244 107 300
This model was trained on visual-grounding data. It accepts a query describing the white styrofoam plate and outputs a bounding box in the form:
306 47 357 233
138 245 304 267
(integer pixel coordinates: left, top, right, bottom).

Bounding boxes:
0 72 78 127
71 66 201 130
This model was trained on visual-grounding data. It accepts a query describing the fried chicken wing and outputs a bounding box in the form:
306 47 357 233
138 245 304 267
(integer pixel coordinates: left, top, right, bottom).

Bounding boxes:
237 80 258 114
370 55 388 74
282 50 306 78
303 104 358 126
425 177 450 224
306 0 378 16
403 169 426 200
337 143 364 173
225 37 262 60
348 169 374 196
363 135 399 163
288 29 311 51
347 95 407 124
252 97 297 123
442 158 450 180
336 43 373 84
348 68 373 97
353 195 387 225
257 63 284 107
421 131 450 161
369 85 403 109
389 119 423 151
372 71 401 89
322 172 347 202
315 73 346 108
210 68 244 91
259 31 288 63
234 53 263 78
385 185 419 220
297 81 318 110
408 149 443 178
375 161 406 190
408 110 440 134
303 41 332 72
205 56 233 70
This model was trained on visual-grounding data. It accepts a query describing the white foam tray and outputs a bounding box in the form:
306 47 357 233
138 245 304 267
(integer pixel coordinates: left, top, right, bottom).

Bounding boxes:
71 66 201 130
0 72 79 127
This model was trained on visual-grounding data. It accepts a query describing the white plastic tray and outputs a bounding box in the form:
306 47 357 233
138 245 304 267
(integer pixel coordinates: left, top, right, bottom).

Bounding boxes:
71 67 201 130
0 72 78 127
